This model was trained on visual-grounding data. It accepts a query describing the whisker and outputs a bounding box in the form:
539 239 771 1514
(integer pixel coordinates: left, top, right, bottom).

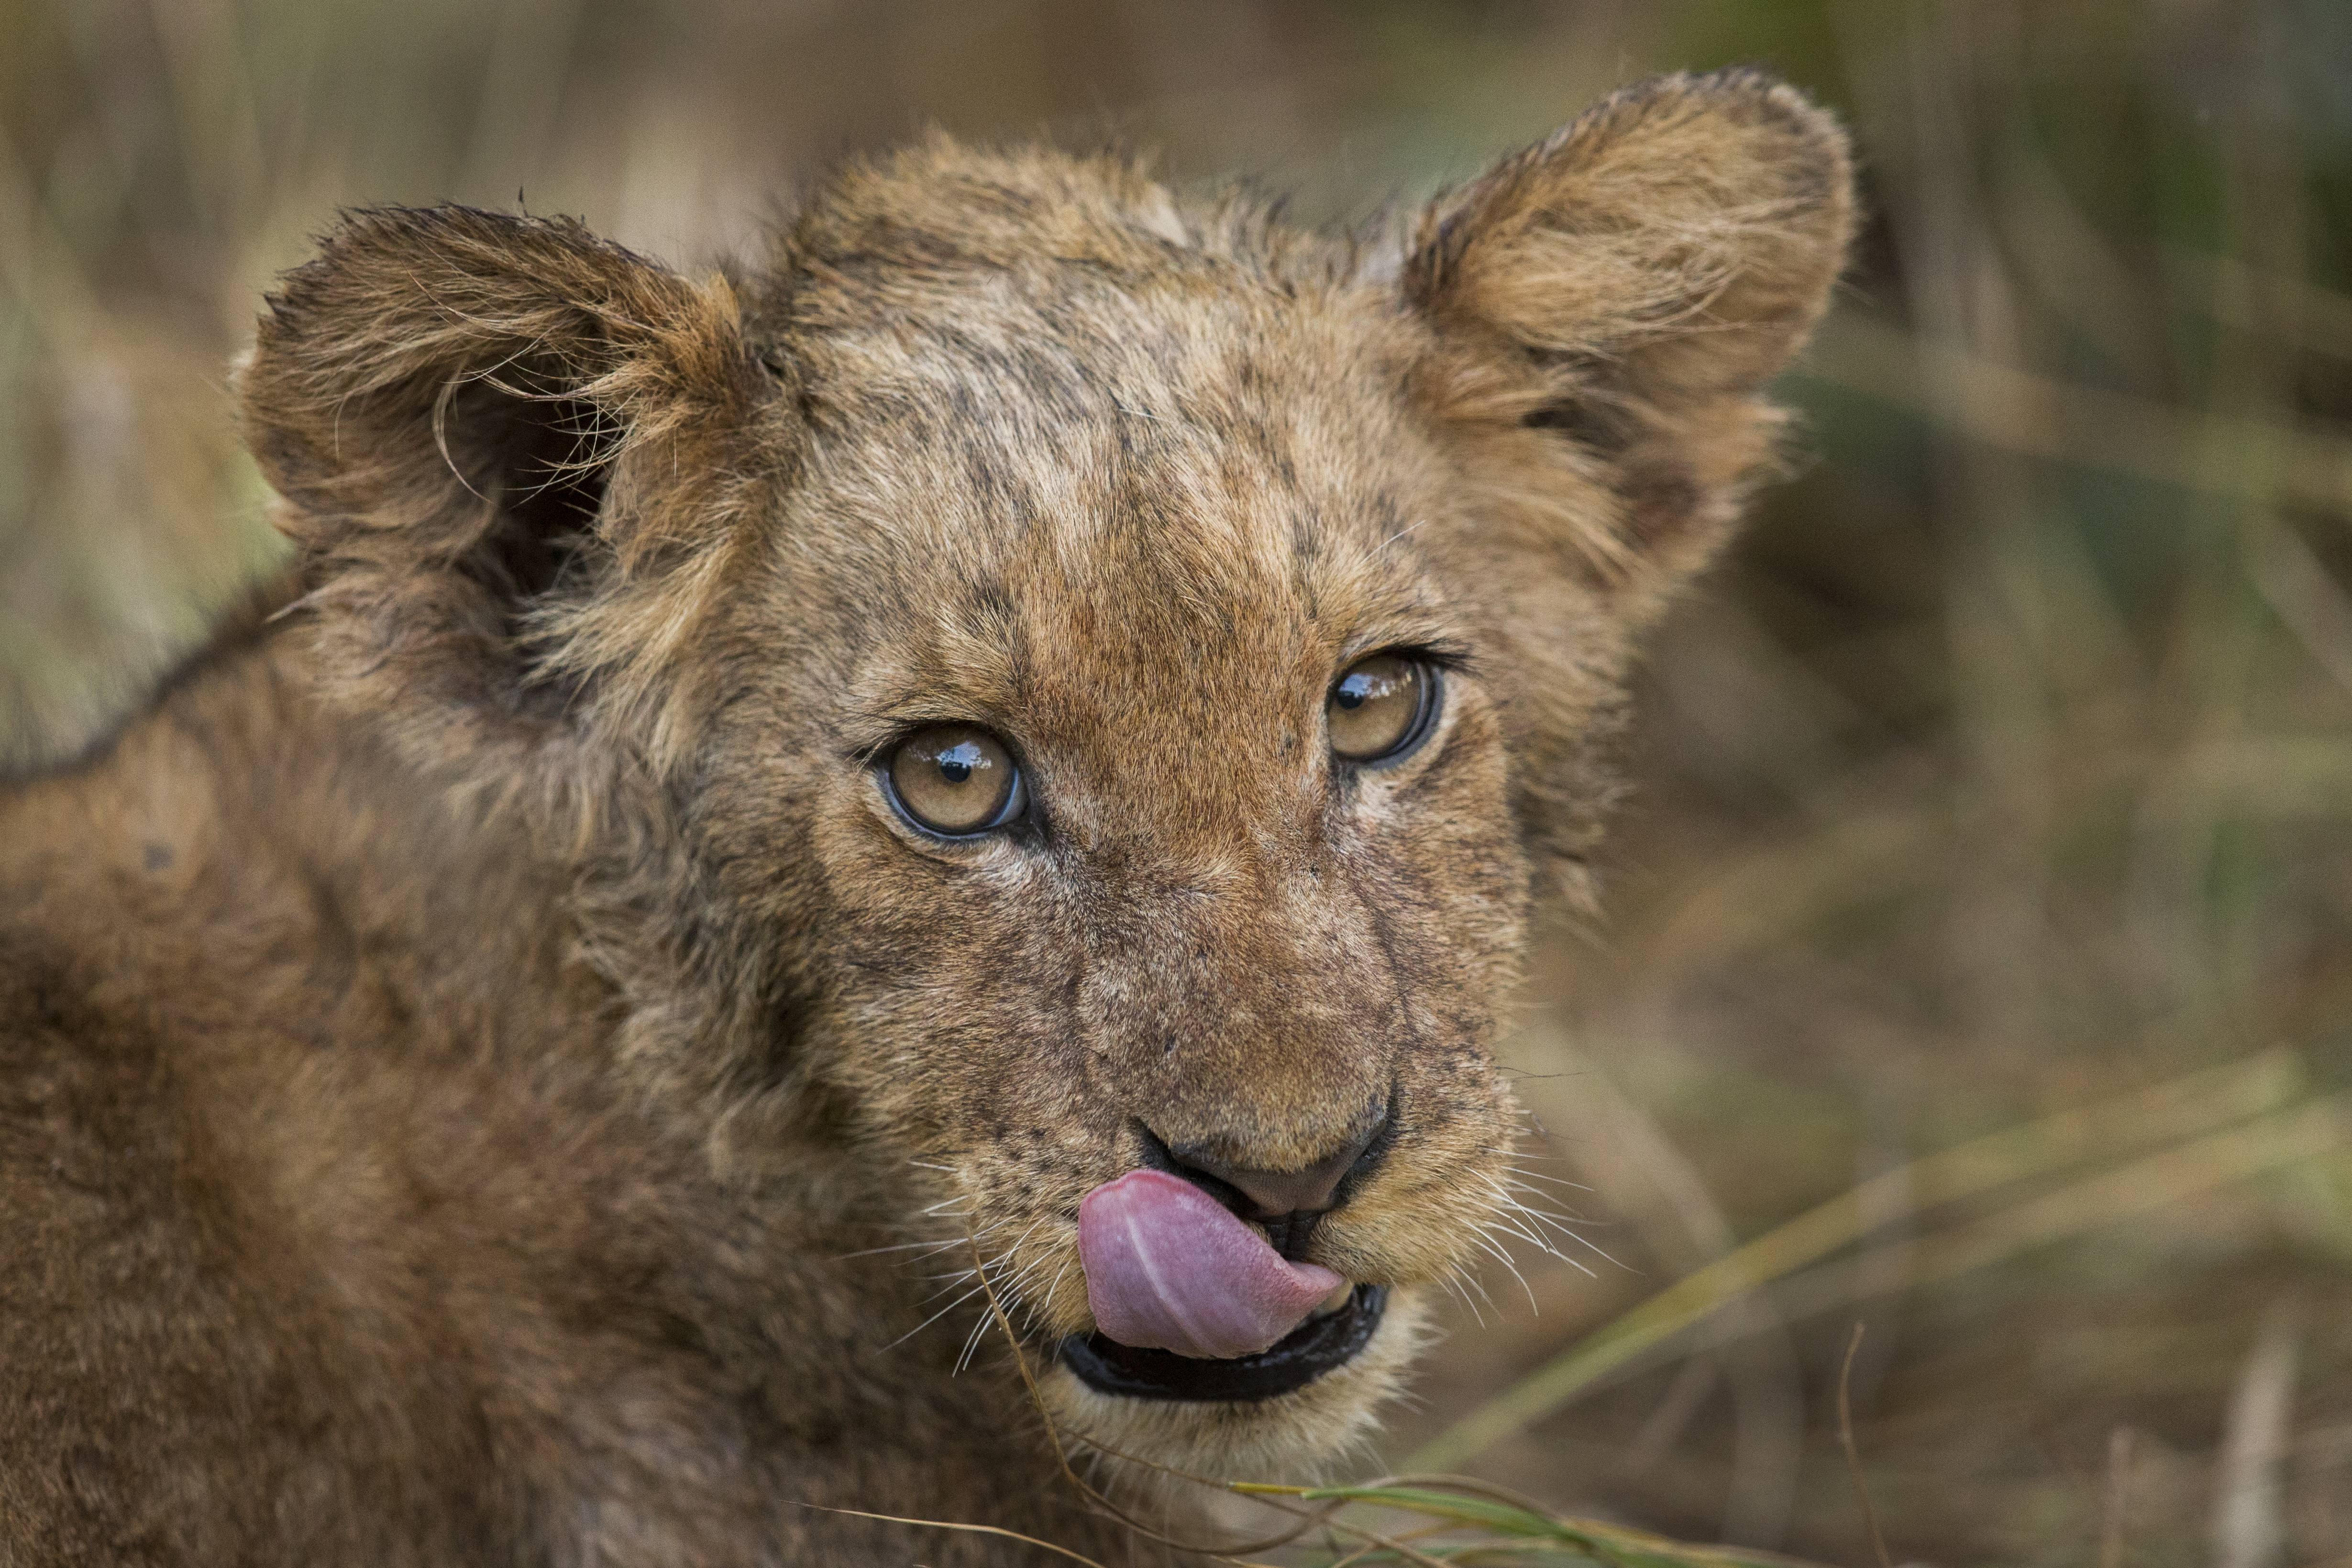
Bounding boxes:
1468 1226 1541 1311
1509 1204 1625 1269
954 1300 995 1373
921 1266 978 1292
1484 1213 1599 1279
1031 1254 1074 1330
995 1247 1061 1309
1503 1166 1590 1193
879 1280 992 1354
830 1237 972 1261
1501 1197 1596 1234
1481 1185 1618 1273
1439 1266 1488 1326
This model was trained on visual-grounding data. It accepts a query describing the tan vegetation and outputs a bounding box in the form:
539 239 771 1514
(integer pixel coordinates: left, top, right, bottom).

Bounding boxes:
6 2 2352 1563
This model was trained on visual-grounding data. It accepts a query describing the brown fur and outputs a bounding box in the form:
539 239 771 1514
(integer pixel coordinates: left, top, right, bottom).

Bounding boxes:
0 72 1851 1565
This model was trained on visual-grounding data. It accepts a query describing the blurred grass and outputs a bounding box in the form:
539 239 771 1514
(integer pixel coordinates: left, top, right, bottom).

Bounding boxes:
8 0 2352 1561
1408 1052 2325 1475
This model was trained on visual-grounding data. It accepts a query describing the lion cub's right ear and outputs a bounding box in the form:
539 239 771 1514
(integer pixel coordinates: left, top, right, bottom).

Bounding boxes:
241 207 774 794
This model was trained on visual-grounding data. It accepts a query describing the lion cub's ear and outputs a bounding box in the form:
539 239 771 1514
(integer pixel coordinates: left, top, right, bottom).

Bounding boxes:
241 207 771 793
1406 70 1854 599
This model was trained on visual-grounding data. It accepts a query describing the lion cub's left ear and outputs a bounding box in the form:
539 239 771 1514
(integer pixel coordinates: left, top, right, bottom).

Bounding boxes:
1406 69 1854 598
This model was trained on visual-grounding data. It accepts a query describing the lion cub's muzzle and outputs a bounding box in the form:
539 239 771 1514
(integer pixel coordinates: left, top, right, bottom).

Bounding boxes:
1057 1101 1396 1403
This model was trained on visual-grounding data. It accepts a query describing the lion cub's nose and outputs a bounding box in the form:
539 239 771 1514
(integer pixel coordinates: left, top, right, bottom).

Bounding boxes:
1156 1104 1391 1221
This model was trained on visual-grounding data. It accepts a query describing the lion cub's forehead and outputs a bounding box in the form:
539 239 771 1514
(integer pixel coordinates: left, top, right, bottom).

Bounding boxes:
780 260 1459 768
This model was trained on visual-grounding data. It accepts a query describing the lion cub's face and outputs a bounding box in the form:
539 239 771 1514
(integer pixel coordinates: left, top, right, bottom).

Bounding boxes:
708 267 1533 1468
242 73 1850 1478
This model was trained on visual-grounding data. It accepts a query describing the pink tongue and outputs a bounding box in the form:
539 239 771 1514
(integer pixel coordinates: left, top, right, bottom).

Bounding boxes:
1077 1169 1345 1360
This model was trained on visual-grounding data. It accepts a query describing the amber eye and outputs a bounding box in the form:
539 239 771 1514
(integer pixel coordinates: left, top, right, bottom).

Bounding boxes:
1327 653 1436 763
886 726 1027 836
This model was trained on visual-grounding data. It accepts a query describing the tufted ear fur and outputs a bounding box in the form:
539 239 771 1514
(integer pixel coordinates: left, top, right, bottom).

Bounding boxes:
240 207 773 812
1406 69 1854 604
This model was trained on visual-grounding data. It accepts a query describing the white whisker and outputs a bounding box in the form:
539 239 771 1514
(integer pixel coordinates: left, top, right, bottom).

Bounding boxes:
1032 1254 1074 1330
954 1300 995 1373
1439 1266 1487 1326
830 1237 970 1261
879 1280 992 1354
1468 1226 1540 1310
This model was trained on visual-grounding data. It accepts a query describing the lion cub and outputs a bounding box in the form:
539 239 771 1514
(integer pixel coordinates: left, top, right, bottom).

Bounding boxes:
0 71 1849 1565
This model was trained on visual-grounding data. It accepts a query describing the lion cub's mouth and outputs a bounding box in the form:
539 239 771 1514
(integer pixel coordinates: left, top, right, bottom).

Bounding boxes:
1060 1168 1387 1402
1058 1285 1388 1402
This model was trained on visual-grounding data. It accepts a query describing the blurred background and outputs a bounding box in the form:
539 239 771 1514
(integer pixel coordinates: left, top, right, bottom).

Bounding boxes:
6 0 2352 1561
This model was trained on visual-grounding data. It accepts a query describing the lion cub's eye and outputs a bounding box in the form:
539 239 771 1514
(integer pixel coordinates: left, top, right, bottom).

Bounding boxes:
885 726 1027 836
1327 653 1437 764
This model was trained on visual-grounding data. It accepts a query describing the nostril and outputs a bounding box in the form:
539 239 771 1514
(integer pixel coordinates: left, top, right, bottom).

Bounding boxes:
1135 1097 1395 1230
1193 1148 1353 1218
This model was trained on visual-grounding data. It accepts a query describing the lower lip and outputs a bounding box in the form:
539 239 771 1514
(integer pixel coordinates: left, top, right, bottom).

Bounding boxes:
1057 1285 1389 1403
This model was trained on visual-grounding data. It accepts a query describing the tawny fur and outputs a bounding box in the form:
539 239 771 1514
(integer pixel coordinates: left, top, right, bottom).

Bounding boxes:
0 72 1851 1566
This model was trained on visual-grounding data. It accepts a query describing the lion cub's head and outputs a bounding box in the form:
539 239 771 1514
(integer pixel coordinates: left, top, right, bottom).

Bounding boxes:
238 73 1850 1478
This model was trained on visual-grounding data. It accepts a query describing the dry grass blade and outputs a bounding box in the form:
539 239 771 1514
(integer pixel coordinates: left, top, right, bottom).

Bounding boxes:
1808 312 2352 515
1243 1478 1833 1568
2210 1302 2300 1568
2161 245 2352 362
2099 1424 2133 1568
1834 1325 1891 1568
795 1503 1115 1568
1868 1097 2344 1297
1406 1051 2311 1471
1530 1091 2352 1435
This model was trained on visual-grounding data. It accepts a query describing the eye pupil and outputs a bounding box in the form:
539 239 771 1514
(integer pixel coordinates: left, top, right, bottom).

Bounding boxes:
938 755 973 784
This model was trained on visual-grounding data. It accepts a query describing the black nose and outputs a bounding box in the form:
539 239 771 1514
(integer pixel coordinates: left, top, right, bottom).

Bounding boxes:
1138 1101 1395 1258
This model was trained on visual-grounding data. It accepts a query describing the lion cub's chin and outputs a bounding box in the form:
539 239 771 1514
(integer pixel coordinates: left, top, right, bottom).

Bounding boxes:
1036 1287 1432 1484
